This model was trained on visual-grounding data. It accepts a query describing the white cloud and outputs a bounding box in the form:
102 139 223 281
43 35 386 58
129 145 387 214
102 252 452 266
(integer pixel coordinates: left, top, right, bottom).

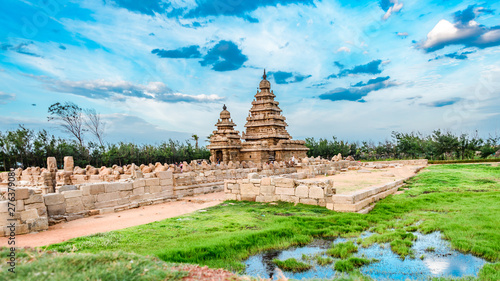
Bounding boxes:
29 76 224 103
420 19 481 51
382 0 403 20
337 46 351 53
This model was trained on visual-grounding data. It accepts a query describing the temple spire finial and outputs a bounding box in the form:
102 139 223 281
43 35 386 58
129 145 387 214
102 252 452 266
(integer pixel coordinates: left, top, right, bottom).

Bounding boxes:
223 104 227 110
263 69 267 80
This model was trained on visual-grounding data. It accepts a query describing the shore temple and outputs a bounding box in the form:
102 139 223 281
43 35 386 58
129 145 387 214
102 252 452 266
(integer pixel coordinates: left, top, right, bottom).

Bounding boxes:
208 70 309 163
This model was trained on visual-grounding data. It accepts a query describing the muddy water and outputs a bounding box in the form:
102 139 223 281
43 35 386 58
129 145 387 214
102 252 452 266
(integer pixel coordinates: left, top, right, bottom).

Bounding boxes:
243 232 488 280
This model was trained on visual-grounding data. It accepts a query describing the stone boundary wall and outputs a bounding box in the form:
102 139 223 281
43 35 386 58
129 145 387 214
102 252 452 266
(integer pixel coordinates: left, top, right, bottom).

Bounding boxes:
225 174 336 207
331 164 426 213
331 179 407 213
0 167 297 236
1 188 49 236
225 163 428 213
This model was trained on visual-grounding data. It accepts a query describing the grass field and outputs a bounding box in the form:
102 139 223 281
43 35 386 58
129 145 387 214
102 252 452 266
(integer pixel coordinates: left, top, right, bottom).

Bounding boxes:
2 164 499 280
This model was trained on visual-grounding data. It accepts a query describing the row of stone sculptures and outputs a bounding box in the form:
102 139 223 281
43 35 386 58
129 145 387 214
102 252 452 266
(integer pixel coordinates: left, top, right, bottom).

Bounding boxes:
1 155 357 187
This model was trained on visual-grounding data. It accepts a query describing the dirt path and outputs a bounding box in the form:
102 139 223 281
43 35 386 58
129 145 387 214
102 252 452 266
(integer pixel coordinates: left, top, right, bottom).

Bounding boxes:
1 192 225 248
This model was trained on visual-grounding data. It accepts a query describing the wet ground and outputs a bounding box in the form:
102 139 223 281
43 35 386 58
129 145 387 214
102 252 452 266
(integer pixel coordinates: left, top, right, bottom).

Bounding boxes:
244 231 487 280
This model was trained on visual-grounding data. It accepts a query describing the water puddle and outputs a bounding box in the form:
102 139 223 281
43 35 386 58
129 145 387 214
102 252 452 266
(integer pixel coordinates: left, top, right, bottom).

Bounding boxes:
244 232 488 280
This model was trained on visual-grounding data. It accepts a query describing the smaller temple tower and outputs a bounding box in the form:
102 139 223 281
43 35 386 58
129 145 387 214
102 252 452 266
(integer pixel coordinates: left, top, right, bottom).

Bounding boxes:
207 105 242 163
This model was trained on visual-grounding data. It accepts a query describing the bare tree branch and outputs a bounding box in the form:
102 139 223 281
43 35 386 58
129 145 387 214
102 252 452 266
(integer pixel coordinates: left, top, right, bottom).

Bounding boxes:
84 108 106 147
48 102 85 147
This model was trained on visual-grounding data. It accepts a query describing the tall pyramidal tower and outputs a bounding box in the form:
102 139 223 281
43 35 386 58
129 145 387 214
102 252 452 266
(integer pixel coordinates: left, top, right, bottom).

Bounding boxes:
208 70 309 163
242 69 291 145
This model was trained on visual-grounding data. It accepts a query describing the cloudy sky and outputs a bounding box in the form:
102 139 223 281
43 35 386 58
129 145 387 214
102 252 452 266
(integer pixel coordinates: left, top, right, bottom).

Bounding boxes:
1 0 499 145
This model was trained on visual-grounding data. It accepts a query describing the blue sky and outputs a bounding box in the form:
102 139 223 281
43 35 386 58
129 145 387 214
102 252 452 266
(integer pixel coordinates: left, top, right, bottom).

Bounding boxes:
1 0 499 145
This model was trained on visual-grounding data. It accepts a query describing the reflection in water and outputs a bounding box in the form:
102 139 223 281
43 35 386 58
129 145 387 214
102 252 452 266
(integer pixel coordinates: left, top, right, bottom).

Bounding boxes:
425 259 450 275
244 232 488 280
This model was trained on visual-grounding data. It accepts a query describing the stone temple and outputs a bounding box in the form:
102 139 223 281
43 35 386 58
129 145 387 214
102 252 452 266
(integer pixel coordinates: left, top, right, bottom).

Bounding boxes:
208 70 309 163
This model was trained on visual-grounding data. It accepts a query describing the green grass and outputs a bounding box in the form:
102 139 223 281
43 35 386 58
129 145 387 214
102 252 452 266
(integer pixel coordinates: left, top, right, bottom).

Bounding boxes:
315 256 334 265
38 164 500 277
334 257 373 272
327 241 358 258
428 159 499 164
362 230 417 258
425 247 436 252
0 248 188 280
272 258 312 272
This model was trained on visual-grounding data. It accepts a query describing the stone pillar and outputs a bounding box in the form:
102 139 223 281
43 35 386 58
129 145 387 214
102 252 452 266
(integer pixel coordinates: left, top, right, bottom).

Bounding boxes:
43 157 57 193
63 156 74 185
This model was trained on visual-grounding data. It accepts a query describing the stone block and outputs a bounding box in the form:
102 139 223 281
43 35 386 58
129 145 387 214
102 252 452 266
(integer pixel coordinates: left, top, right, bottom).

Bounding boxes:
25 202 45 211
89 184 105 195
117 198 130 205
331 195 354 204
95 200 120 209
80 185 91 196
15 188 30 200
118 183 133 191
120 191 132 198
4 223 29 236
81 195 95 209
156 171 173 179
96 192 120 202
144 178 160 186
161 185 173 192
65 197 83 207
158 190 174 197
62 190 82 198
241 194 256 201
326 203 334 210
275 187 295 196
133 187 145 195
240 183 260 196
295 185 309 197
105 183 121 193
24 194 43 204
43 194 65 206
159 179 173 186
259 185 275 195
299 198 318 205
275 178 295 188
29 217 49 231
47 203 66 216
149 186 161 194
20 209 39 221
279 195 298 203
132 179 146 188
256 195 275 202
308 186 324 199
318 198 326 207
260 178 272 186
16 200 25 212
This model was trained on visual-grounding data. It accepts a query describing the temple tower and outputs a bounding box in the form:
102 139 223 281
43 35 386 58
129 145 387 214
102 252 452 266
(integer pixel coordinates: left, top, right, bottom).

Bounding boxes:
242 70 291 145
207 105 242 163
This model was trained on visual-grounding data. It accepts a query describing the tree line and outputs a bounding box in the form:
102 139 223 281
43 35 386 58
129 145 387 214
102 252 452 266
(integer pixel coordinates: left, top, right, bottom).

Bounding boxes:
305 130 499 161
0 125 209 170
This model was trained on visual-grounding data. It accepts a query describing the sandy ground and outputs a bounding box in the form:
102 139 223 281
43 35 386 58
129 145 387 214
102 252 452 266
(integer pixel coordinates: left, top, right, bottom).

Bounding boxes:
1 192 225 248
303 165 420 194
